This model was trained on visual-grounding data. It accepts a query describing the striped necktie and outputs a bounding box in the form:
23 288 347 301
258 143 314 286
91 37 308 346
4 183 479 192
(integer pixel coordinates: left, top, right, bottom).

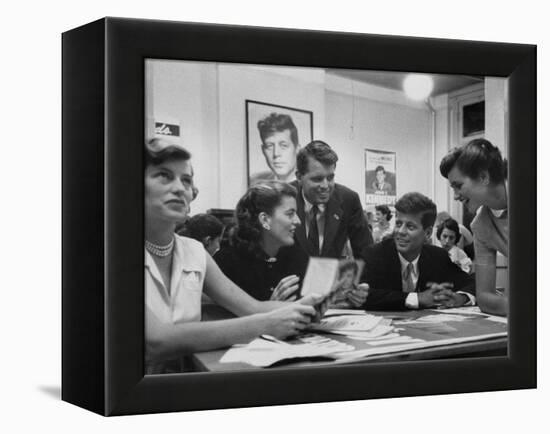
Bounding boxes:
403 262 415 293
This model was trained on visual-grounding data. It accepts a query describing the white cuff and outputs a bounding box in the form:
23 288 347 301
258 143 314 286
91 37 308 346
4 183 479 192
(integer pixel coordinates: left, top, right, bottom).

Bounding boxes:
457 291 476 306
405 293 419 309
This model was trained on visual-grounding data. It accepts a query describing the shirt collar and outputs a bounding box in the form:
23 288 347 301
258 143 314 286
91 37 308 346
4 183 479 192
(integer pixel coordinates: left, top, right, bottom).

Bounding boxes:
490 208 507 218
490 180 508 218
302 191 326 214
397 252 420 277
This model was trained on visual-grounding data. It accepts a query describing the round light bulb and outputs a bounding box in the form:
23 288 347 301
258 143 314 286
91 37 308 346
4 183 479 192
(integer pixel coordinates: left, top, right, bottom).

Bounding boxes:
403 74 434 101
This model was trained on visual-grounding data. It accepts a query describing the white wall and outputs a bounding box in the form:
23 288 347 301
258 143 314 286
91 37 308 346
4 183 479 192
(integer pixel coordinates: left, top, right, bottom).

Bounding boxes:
324 90 432 204
485 77 508 159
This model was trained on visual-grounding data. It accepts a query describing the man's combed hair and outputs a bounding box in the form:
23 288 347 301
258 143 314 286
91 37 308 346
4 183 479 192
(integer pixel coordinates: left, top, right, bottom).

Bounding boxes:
145 138 191 167
233 181 297 255
257 113 299 146
439 138 507 184
177 213 224 241
296 140 339 174
395 192 437 229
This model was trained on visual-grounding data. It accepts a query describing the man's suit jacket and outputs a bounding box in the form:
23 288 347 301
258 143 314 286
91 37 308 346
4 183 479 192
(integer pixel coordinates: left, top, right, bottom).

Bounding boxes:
361 239 475 310
291 181 373 258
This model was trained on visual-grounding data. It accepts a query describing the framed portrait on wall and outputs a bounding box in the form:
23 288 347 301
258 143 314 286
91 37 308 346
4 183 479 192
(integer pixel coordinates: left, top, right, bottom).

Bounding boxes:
246 100 313 186
62 18 536 416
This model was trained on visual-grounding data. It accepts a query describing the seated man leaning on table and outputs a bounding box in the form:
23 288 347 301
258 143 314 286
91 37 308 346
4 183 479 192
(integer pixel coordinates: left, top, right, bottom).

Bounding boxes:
360 192 475 311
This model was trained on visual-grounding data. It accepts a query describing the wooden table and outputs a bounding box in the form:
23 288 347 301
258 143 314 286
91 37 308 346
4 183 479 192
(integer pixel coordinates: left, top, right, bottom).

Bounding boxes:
193 307 507 372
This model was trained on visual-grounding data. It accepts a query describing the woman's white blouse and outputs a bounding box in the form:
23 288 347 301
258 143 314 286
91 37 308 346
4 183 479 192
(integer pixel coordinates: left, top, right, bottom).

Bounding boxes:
145 235 207 352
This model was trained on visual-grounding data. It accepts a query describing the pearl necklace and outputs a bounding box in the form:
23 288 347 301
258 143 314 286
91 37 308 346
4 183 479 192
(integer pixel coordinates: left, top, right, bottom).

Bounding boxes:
145 237 174 257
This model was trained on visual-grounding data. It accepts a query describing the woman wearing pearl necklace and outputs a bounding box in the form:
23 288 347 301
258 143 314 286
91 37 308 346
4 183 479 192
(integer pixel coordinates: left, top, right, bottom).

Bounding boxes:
144 139 321 374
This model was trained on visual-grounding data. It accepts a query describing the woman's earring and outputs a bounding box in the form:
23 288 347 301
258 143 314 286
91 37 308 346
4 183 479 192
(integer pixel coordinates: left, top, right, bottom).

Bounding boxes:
263 224 270 230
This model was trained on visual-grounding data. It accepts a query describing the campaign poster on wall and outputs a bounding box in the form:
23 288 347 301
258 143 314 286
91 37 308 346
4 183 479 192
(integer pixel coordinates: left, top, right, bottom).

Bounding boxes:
365 149 397 205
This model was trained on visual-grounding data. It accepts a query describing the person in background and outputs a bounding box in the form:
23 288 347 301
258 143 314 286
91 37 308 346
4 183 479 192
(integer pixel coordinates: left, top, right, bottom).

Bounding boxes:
436 218 473 274
364 210 375 232
215 181 309 302
440 138 508 316
361 192 475 311
177 213 224 256
433 211 474 258
372 204 393 243
250 113 300 185
291 140 373 259
144 139 321 374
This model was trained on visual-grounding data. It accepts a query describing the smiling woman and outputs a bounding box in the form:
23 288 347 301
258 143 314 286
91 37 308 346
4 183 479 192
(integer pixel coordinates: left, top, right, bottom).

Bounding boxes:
440 139 508 316
214 181 310 302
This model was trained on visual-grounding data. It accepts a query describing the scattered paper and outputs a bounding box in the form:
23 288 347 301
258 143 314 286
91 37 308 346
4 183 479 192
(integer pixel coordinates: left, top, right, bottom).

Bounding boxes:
368 336 426 346
429 306 485 315
220 335 355 367
324 309 368 316
396 314 469 325
328 325 395 339
310 314 383 332
329 332 507 364
485 315 508 324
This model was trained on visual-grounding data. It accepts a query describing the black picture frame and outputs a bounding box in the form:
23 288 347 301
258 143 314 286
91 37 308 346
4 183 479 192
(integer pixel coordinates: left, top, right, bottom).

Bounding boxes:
246 99 313 186
62 17 536 416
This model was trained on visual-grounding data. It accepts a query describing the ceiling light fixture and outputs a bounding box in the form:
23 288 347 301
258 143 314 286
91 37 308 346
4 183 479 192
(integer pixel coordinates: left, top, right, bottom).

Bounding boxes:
403 74 434 100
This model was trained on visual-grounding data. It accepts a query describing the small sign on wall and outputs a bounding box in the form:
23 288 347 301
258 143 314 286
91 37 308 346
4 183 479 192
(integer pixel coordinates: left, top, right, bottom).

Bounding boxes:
155 122 180 137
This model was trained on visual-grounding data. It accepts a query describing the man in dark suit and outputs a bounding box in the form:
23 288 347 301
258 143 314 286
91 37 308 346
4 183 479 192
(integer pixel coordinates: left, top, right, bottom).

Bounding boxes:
362 192 475 311
291 140 373 259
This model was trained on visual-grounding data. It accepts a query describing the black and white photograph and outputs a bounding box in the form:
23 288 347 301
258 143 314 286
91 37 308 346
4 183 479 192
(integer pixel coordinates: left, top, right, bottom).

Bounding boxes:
246 100 313 186
144 58 510 375
3 0 546 428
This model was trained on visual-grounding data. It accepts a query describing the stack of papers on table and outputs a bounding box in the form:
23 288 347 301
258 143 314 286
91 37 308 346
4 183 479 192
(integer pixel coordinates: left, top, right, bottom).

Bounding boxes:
309 313 395 340
220 334 355 368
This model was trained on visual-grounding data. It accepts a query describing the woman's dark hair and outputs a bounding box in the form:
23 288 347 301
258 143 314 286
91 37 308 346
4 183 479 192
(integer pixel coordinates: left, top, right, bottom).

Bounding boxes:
436 218 462 243
375 165 386 174
233 181 297 255
145 138 191 167
439 139 507 184
177 213 224 241
375 205 392 221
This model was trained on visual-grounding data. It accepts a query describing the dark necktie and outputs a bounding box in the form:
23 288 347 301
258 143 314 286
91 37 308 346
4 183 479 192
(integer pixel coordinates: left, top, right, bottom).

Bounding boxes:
308 205 320 256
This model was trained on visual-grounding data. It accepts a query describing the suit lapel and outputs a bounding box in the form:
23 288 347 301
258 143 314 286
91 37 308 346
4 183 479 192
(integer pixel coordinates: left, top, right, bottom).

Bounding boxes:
388 242 404 290
321 193 343 256
294 184 309 253
417 246 430 292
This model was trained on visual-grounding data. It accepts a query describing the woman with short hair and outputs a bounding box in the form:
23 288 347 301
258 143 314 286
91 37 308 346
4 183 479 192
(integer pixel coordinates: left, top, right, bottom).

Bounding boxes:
436 218 473 274
440 139 508 315
372 205 393 243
